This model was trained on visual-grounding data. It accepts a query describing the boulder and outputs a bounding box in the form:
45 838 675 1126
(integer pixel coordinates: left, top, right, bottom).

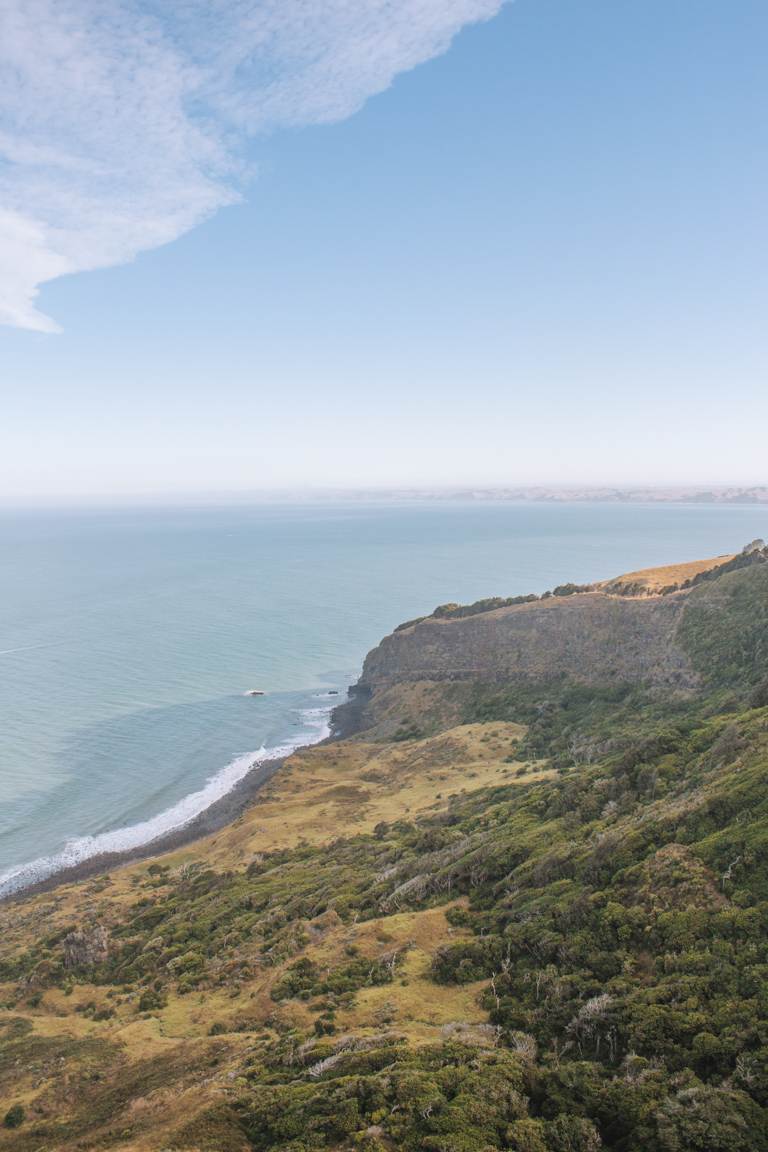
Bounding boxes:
63 924 110 968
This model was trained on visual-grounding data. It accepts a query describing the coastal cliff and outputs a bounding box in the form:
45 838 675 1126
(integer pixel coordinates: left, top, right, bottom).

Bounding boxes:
1 545 768 1152
337 545 768 740
359 592 694 689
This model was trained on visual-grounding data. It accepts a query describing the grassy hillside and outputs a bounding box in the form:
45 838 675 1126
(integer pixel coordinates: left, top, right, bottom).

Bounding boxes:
1 557 768 1151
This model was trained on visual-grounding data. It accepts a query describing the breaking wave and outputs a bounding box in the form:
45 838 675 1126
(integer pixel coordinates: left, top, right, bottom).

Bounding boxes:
0 704 332 899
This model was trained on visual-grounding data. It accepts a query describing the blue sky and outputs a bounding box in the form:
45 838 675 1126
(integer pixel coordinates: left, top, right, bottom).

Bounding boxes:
2 0 767 500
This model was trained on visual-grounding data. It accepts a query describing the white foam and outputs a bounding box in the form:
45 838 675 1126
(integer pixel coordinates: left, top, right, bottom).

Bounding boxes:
0 705 332 899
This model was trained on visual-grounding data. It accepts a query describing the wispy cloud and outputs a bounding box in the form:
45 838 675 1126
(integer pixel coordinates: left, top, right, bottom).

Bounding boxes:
0 0 504 332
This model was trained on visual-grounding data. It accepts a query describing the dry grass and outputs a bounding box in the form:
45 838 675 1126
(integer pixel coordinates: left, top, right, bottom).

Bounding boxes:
333 905 488 1042
139 721 545 875
599 553 735 595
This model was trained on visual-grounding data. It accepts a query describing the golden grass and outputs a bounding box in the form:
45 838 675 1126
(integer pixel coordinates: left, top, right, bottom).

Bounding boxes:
130 721 545 877
599 554 735 594
334 906 488 1041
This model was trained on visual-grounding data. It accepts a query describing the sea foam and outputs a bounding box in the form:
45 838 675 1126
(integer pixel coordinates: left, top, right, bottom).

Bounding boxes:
0 705 332 899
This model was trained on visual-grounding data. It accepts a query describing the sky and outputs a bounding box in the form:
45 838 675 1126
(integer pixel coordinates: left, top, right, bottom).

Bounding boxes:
1 0 767 502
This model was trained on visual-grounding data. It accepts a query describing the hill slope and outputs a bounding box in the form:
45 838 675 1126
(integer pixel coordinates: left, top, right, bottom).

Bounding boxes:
1 548 768 1151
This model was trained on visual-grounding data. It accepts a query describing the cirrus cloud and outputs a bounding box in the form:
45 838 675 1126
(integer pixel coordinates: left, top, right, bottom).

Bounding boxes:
0 0 505 332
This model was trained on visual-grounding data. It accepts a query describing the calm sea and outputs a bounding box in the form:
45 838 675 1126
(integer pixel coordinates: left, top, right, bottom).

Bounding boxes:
1 500 765 895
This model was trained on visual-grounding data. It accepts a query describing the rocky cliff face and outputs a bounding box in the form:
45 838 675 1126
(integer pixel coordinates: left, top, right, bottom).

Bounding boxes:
337 549 768 738
359 591 694 692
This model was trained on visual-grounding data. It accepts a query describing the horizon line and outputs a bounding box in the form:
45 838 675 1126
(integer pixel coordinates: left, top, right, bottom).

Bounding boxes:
2 482 768 512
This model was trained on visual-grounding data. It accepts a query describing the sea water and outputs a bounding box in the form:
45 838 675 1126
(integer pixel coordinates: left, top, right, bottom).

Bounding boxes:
1 500 765 895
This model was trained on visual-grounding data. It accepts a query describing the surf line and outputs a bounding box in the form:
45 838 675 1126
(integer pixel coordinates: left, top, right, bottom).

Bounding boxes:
0 640 65 657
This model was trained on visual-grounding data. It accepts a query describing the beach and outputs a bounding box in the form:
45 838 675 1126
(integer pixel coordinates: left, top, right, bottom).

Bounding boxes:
4 750 287 899
0 704 336 902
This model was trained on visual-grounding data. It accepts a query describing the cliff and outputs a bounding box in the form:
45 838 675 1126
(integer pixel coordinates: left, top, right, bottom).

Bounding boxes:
359 592 693 689
337 546 768 740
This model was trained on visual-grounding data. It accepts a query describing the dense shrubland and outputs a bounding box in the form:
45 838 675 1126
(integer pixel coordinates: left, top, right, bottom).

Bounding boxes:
233 695 768 1151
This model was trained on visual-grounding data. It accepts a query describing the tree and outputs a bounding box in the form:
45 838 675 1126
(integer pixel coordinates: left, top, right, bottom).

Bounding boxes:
655 1084 768 1151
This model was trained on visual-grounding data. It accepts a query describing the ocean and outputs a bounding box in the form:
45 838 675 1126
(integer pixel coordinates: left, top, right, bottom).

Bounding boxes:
1 499 765 896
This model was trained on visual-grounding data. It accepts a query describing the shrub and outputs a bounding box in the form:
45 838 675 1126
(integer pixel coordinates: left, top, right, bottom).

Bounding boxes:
3 1104 24 1129
138 988 167 1012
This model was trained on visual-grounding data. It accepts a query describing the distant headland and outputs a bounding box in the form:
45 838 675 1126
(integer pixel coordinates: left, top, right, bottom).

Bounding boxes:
343 484 768 505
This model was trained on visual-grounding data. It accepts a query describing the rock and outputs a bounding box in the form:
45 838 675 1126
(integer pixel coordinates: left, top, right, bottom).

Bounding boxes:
742 539 767 555
63 924 110 968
